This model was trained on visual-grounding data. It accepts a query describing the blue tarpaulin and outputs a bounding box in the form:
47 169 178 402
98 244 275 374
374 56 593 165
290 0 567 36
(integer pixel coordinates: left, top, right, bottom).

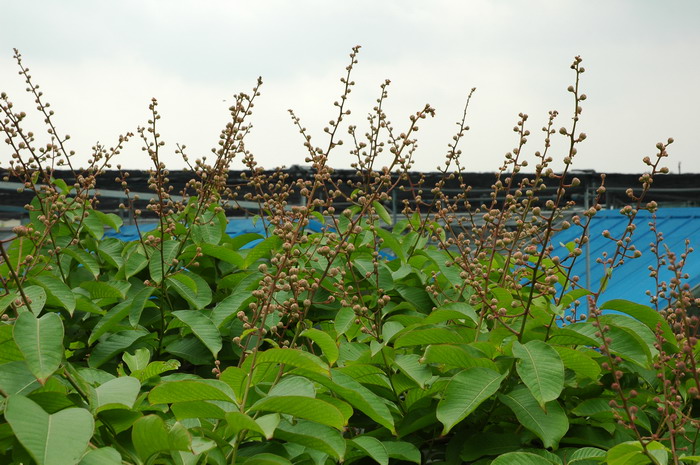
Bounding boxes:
550 208 700 306
105 217 324 249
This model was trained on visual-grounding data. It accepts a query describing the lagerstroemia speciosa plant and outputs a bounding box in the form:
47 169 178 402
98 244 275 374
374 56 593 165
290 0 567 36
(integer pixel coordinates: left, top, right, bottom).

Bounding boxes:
0 47 699 465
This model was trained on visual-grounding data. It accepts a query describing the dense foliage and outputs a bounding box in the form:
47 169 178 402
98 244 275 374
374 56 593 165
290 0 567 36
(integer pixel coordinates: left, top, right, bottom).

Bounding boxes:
1 48 699 465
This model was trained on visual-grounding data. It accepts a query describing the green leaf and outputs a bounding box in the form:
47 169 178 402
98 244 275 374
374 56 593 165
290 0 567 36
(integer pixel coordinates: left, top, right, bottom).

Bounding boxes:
212 291 254 328
251 348 330 375
93 210 123 232
436 367 506 434
249 396 346 430
600 299 676 348
199 243 244 267
88 330 149 368
394 354 432 388
130 359 180 382
395 284 434 312
606 441 661 465
375 227 405 261
172 401 227 420
301 328 339 365
89 301 132 345
13 311 64 383
0 325 23 364
372 200 393 226
274 419 346 461
127 286 155 326
148 240 179 283
491 452 557 465
243 235 282 269
395 327 465 348
149 379 235 404
512 340 565 406
351 436 389 465
93 376 141 411
192 223 223 246
98 238 125 270
124 252 148 279
552 346 601 380
499 385 569 449
80 281 126 300
383 441 421 464
0 361 41 395
225 411 266 437
567 447 606 464
423 344 497 370
167 271 212 310
5 395 94 465
63 247 100 278
423 302 479 326
303 369 396 433
78 447 122 465
243 453 293 465
31 275 76 315
172 310 222 358
132 415 184 461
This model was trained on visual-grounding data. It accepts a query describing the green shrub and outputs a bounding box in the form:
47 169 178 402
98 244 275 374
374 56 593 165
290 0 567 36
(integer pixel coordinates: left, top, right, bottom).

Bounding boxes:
0 47 698 464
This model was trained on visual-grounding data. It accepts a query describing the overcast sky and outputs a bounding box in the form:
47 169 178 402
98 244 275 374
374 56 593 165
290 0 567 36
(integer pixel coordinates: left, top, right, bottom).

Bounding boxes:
1 0 699 174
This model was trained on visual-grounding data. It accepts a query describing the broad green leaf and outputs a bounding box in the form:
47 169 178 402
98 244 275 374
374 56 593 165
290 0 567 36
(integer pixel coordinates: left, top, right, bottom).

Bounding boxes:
82 211 106 239
335 306 356 336
63 247 100 278
243 235 282 269
5 395 94 465
149 379 235 404
499 385 569 449
351 436 389 465
128 286 155 326
383 441 421 464
80 281 126 300
436 367 506 434
131 359 181 382
375 227 405 261
229 233 265 250
249 396 346 430
225 411 266 436
567 447 606 464
125 251 148 279
274 419 346 461
301 328 339 365
372 200 393 226
78 447 122 465
211 291 254 328
14 311 64 383
600 299 676 348
132 415 185 461
199 243 244 267
89 301 132 345
122 348 150 372
512 340 564 406
192 223 223 246
92 210 123 232
423 302 479 326
394 354 432 388
303 369 396 433
423 344 497 370
255 413 281 439
606 440 666 465
552 346 601 380
93 376 141 411
98 238 125 270
250 348 329 375
243 454 293 465
88 330 149 368
167 271 212 310
0 324 23 364
30 275 76 315
395 284 434 312
567 322 651 367
172 401 227 420
395 327 465 348
0 361 41 395
268 375 316 398
172 310 222 358
491 452 556 465
148 240 180 283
